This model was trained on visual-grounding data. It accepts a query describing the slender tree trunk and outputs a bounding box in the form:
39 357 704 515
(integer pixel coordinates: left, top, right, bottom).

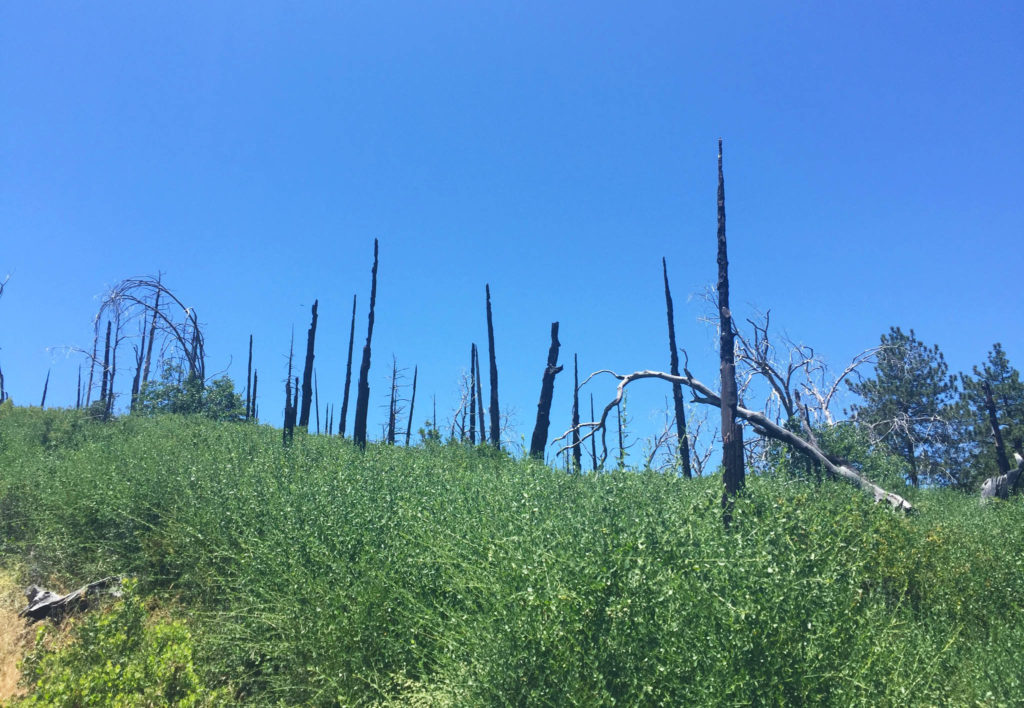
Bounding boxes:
251 370 258 422
617 401 625 468
716 139 744 525
85 324 100 407
141 288 160 388
76 365 82 409
590 394 598 472
529 322 563 459
107 313 120 418
99 321 112 417
354 240 379 448
0 363 5 403
340 294 357 437
475 346 486 444
314 368 321 435
246 334 253 422
40 370 50 408
299 300 318 429
387 356 398 445
572 353 582 473
468 343 477 445
130 343 143 413
486 285 501 448
406 365 418 446
984 380 1011 475
284 331 295 446
663 258 692 478
906 439 919 488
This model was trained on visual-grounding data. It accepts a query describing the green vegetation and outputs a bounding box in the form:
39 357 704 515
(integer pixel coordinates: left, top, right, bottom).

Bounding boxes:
2 407 1024 705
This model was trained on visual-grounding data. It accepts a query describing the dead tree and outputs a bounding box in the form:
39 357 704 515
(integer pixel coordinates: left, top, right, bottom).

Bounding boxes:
984 381 1011 476
663 258 692 477
716 139 744 522
386 356 399 445
405 365 418 446
981 448 1024 501
76 366 82 409
468 344 478 444
1 364 7 404
590 394 598 472
40 370 50 408
283 332 296 446
339 295 356 437
354 241 379 449
475 345 486 444
529 322 563 459
299 300 318 429
245 334 253 422
571 354 582 473
555 368 913 512
251 370 258 422
99 321 112 417
486 285 501 448
314 369 321 434
141 286 161 389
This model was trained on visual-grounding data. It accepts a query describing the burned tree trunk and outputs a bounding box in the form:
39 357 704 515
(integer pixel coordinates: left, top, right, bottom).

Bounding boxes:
590 394 598 472
299 300 318 430
984 380 1011 475
85 325 99 407
716 139 744 523
141 288 160 389
529 322 563 459
339 295 357 437
406 365 418 446
486 285 501 448
40 370 50 408
0 364 6 404
245 334 253 422
251 370 258 422
314 369 321 435
475 345 486 444
284 332 296 446
617 401 625 469
76 366 82 409
663 258 692 478
354 240 379 449
571 354 582 473
99 321 112 417
468 344 478 445
981 450 1024 501
387 357 398 445
129 343 143 413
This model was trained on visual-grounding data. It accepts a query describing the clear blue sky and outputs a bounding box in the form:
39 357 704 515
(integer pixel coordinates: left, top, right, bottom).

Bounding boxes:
2 2 1022 462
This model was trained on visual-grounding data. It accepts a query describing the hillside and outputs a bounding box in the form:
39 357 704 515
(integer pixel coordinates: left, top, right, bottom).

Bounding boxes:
2 406 1023 705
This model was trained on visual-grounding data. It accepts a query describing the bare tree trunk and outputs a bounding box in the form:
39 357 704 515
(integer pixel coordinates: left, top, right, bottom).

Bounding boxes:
572 353 582 473
475 346 486 444
40 370 50 408
590 394 598 472
299 300 318 429
314 368 321 435
99 321 112 418
245 334 253 422
468 343 477 444
406 365 418 446
141 288 161 388
340 294 356 437
486 285 501 448
251 370 258 422
530 322 563 459
663 258 692 478
387 356 398 445
76 365 82 409
85 324 99 407
617 401 625 468
984 380 1011 475
129 342 143 413
284 332 295 446
354 240 379 449
716 139 744 524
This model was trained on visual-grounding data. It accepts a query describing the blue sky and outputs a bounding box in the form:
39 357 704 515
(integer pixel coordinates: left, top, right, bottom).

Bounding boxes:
2 2 1022 462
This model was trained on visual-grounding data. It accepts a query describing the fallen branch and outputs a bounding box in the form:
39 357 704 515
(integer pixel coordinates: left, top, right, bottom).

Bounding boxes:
556 369 912 512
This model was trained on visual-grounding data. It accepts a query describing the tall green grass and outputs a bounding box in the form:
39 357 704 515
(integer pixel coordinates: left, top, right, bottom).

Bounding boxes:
2 406 1023 705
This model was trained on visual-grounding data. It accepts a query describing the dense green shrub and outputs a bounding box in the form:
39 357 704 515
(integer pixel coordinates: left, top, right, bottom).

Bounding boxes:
1 408 1022 705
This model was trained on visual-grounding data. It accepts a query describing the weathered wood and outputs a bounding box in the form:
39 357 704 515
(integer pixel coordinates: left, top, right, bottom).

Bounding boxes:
339 294 357 437
572 353 582 473
529 322 563 459
663 258 691 478
354 241 379 448
299 300 318 429
21 577 122 622
405 365 418 446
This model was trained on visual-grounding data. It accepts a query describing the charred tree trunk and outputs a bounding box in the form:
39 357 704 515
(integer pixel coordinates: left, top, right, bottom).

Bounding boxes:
475 346 486 444
590 394 598 472
339 294 357 437
284 332 295 446
406 365 418 446
314 369 321 435
40 370 50 408
245 334 253 422
299 300 318 430
129 343 143 413
141 288 160 388
468 344 478 445
354 240 379 449
387 357 398 445
251 370 258 422
99 321 112 418
571 354 582 473
716 139 744 524
530 322 563 459
663 258 692 478
486 285 501 448
85 325 99 407
617 401 625 469
984 380 1011 475
76 366 82 409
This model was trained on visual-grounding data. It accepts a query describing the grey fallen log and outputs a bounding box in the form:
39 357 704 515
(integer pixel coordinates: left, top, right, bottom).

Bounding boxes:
20 576 122 622
981 452 1024 502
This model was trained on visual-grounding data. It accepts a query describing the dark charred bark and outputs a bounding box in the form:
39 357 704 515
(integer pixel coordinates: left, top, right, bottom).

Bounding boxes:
299 300 318 429
108 319 119 417
76 366 82 409
354 240 379 449
663 258 692 478
129 343 143 413
406 365 418 446
387 357 398 445
246 334 253 421
340 294 357 437
486 285 501 448
85 326 99 407
468 343 478 445
475 346 486 444
99 321 112 418
984 380 1011 475
40 370 50 408
314 368 321 435
141 288 160 388
529 322 563 459
571 354 582 473
590 394 598 472
284 332 295 446
617 401 625 469
251 370 258 422
1 364 7 403
717 139 744 525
